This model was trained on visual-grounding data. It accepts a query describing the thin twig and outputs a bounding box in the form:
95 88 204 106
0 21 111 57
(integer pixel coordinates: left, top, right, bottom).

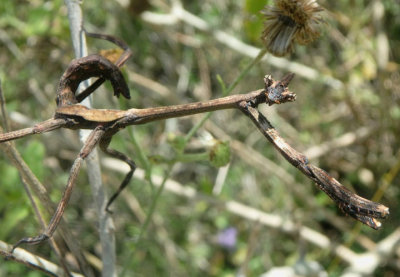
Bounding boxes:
0 240 84 277
343 228 400 276
0 132 94 274
0 81 80 275
304 126 375 160
1 84 70 274
101 159 359 264
238 103 388 229
140 5 343 89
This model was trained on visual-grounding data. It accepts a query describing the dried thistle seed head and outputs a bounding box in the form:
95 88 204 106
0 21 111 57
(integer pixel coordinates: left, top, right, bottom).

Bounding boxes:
261 0 324 56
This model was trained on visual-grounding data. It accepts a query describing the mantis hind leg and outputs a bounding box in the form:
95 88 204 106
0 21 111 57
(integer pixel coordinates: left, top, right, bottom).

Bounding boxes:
99 136 136 213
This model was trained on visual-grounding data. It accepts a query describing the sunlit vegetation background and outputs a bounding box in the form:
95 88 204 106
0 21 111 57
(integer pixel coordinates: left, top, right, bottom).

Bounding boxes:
0 0 399 276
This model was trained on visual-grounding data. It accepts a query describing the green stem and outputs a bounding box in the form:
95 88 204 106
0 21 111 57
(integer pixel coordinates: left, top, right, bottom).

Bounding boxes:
225 48 268 94
121 165 172 276
127 129 156 190
122 48 269 276
182 112 212 147
136 166 170 241
181 48 268 149
176 152 209 163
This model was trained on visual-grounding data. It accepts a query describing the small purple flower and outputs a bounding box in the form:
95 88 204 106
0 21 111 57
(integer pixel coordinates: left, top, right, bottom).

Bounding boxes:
217 227 237 250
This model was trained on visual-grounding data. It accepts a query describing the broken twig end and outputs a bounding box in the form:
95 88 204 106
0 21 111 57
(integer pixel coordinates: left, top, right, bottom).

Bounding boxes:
264 73 296 105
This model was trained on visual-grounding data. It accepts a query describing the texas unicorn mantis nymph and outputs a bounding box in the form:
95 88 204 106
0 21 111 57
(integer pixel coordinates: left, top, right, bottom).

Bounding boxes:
0 32 389 253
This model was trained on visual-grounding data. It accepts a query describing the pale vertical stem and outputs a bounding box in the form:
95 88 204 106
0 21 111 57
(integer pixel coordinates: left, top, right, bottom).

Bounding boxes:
65 1 116 276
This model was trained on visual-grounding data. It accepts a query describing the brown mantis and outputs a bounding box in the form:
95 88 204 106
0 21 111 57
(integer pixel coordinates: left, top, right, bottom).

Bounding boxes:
0 32 389 253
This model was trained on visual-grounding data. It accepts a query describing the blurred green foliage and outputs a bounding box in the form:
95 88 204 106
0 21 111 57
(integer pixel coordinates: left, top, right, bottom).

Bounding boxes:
243 0 269 43
0 0 399 276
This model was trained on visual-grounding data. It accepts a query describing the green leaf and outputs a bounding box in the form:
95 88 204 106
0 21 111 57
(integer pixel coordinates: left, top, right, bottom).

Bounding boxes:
243 0 269 43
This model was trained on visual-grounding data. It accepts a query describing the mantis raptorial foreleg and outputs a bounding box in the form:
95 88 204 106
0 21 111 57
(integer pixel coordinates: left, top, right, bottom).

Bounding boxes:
12 126 106 251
